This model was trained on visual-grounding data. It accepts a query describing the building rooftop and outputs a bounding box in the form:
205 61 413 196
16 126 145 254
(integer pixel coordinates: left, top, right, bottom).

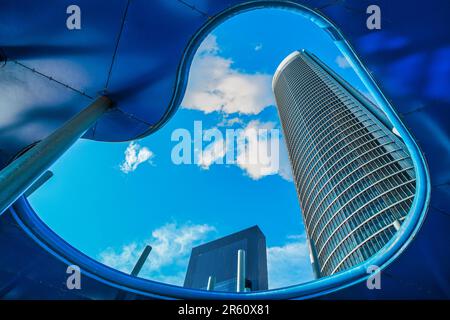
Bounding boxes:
272 50 302 92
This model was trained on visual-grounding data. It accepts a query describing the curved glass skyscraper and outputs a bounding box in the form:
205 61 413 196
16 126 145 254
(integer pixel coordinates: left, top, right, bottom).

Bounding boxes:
273 50 416 277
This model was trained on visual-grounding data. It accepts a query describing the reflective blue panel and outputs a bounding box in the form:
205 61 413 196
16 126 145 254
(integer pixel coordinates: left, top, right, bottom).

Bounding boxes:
0 0 448 299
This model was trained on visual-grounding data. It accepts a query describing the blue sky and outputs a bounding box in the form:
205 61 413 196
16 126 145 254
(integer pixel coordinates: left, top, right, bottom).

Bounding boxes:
29 8 369 289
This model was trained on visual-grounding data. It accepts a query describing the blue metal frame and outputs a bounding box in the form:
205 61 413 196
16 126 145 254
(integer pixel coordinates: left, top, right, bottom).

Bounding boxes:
8 1 430 299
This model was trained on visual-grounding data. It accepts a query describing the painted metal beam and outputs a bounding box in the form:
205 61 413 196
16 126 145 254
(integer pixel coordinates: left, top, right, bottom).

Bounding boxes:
236 249 246 293
24 171 54 197
131 245 152 277
0 96 112 215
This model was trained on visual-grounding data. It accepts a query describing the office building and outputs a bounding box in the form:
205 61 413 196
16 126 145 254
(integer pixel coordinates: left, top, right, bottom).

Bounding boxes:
272 50 416 277
184 226 268 292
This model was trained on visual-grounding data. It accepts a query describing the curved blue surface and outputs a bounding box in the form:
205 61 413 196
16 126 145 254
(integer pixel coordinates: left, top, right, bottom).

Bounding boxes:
0 0 449 299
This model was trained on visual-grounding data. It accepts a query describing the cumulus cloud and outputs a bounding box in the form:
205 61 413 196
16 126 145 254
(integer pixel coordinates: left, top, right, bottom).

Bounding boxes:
236 120 281 180
120 141 154 174
182 35 274 115
336 55 351 69
198 135 226 169
217 116 243 128
98 222 216 286
179 34 293 181
235 120 293 181
194 120 293 181
267 235 314 289
198 34 220 55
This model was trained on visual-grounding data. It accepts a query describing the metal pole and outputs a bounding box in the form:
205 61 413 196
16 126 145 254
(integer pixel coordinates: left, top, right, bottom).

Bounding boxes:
115 244 152 300
24 170 54 197
206 275 215 291
130 245 152 277
236 249 246 293
0 96 112 215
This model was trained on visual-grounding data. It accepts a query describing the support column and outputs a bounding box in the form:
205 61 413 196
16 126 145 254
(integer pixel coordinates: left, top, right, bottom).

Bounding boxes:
0 96 112 215
236 249 246 293
206 276 215 291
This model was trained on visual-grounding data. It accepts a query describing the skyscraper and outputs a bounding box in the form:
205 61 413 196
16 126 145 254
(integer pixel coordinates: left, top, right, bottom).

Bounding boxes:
184 226 268 292
272 50 416 277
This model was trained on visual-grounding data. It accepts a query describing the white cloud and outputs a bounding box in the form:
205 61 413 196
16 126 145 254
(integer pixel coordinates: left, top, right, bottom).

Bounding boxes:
236 120 293 181
182 35 274 115
180 34 293 181
236 120 279 180
194 120 293 181
98 222 216 286
198 34 219 55
120 141 154 174
336 55 351 69
267 235 314 289
254 44 263 51
198 135 226 170
217 116 243 128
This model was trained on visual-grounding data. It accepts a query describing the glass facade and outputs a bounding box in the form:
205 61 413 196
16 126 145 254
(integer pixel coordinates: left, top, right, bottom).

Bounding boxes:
183 226 268 291
273 51 416 277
